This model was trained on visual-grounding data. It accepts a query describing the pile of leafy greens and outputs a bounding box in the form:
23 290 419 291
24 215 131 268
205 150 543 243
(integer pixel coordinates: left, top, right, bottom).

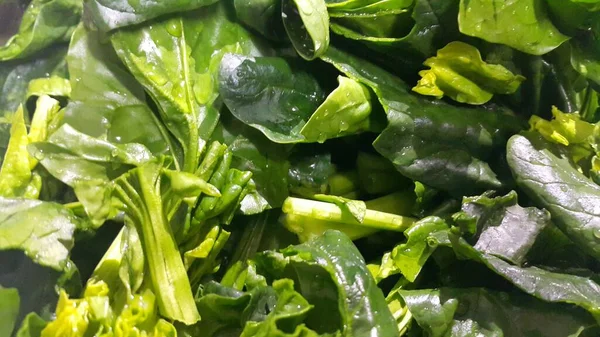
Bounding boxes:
2 0 600 336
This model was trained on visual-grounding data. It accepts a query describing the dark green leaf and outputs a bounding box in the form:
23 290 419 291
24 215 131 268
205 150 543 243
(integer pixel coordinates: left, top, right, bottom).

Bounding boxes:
507 133 600 260
282 0 329 60
322 47 523 195
219 54 325 143
234 0 286 41
255 230 399 336
0 45 67 121
400 287 599 337
453 190 551 265
447 232 600 322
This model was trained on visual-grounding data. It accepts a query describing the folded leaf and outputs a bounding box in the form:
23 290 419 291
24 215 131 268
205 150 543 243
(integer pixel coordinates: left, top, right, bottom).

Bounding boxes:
413 41 526 104
458 0 569 55
300 76 373 142
391 216 449 282
0 0 82 61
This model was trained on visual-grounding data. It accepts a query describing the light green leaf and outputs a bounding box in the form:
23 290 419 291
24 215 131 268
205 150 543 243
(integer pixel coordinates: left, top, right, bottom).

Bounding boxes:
301 76 373 142
0 286 19 337
0 198 80 270
0 0 82 60
412 41 525 104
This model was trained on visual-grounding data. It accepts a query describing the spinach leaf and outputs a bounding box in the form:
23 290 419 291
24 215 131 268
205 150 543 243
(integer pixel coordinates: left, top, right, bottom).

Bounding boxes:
329 0 460 63
458 0 569 55
300 76 374 143
84 0 220 32
447 232 600 322
391 216 449 282
282 0 330 60
453 190 551 265
255 230 399 336
62 25 173 158
0 286 19 337
219 54 325 143
0 0 82 61
14 312 47 337
0 45 67 120
0 198 81 270
322 47 523 195
413 41 525 105
399 287 599 337
506 133 600 260
234 0 286 41
111 1 263 172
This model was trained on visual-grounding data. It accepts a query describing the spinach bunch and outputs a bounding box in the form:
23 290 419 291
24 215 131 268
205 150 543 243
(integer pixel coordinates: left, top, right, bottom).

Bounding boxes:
1 0 600 336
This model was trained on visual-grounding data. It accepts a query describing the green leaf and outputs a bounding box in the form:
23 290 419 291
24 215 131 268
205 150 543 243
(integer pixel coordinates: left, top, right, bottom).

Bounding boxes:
458 0 569 55
0 45 67 122
391 216 449 282
15 313 47 337
282 0 330 60
111 2 262 172
300 76 373 143
322 47 523 195
0 286 19 337
233 0 286 41
413 41 526 104
0 106 37 198
0 0 82 60
0 198 80 270
30 124 153 186
26 76 71 100
506 133 600 260
84 0 221 32
452 190 551 265
239 279 319 337
399 287 599 337
328 0 460 62
446 232 600 323
219 54 325 143
255 230 399 336
62 25 173 158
